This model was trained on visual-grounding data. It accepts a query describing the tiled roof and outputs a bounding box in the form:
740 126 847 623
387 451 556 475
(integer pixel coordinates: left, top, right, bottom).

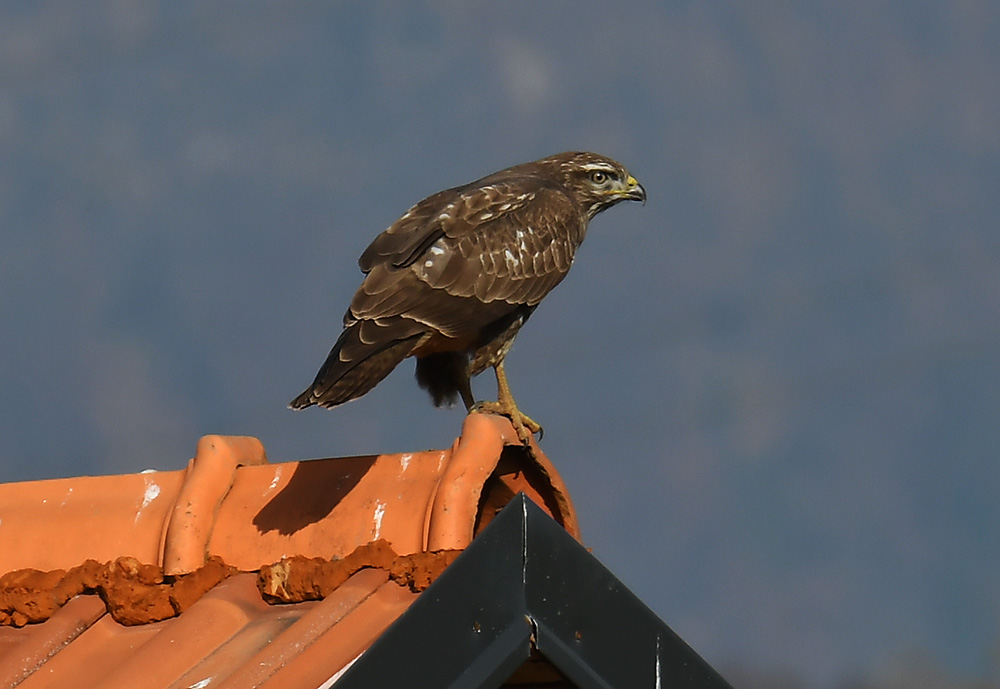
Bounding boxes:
0 413 581 688
0 568 422 689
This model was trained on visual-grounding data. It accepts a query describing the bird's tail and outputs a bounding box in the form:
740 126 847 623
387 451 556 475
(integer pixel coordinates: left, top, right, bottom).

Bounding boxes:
290 318 426 410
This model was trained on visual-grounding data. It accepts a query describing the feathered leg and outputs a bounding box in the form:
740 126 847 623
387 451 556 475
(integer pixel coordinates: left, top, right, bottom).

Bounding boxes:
414 351 475 409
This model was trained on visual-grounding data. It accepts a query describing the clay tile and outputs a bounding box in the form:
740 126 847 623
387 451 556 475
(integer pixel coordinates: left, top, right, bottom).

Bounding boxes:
162 435 267 575
0 412 578 580
426 413 579 549
0 471 186 574
206 568 391 689
0 595 105 687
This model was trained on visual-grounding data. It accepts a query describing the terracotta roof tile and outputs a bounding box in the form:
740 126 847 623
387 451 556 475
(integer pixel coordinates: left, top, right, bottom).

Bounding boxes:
0 596 105 687
0 414 577 579
0 413 581 688
207 568 391 689
255 578 415 689
0 570 415 689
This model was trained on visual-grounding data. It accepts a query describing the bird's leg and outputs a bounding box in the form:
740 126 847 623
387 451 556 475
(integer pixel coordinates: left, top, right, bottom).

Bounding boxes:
457 371 476 412
472 362 542 445
494 363 543 443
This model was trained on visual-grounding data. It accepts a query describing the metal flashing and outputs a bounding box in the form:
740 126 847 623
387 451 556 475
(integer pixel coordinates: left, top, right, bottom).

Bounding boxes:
335 494 733 689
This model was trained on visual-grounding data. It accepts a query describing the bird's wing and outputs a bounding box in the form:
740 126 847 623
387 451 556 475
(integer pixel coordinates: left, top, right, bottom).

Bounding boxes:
358 188 458 273
348 178 584 337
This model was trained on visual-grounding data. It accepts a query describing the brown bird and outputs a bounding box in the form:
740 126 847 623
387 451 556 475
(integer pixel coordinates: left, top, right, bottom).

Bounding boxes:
290 151 645 443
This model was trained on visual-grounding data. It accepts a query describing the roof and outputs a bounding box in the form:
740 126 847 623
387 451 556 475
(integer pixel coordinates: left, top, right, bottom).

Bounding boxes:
0 413 577 578
0 413 731 689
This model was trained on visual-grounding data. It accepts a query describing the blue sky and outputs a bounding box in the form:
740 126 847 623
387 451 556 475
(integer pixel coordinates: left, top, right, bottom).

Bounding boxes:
2 2 999 686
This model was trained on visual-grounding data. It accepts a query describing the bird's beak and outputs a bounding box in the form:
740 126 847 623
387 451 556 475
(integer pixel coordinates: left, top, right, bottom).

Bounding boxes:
622 174 646 205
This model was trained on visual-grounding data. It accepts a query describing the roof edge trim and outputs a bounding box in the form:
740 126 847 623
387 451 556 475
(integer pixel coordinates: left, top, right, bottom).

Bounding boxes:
334 494 733 689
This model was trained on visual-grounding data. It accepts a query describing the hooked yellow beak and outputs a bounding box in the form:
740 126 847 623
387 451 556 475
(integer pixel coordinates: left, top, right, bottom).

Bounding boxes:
622 174 646 204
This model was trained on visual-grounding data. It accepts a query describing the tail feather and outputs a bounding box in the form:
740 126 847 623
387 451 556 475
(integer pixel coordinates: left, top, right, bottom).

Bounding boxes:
290 318 425 409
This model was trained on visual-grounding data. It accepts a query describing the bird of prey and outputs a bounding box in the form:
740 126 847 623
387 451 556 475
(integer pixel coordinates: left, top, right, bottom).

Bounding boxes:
290 151 645 443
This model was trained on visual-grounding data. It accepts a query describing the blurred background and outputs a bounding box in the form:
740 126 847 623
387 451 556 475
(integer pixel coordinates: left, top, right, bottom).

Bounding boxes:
2 2 998 687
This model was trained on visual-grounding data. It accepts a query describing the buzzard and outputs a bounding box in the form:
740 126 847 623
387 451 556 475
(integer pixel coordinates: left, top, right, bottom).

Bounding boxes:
290 151 645 443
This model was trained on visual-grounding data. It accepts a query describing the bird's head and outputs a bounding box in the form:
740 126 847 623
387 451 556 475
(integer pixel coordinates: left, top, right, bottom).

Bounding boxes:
543 151 646 220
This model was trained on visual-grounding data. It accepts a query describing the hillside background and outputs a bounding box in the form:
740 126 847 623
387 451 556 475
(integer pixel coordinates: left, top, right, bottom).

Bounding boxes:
2 2 998 687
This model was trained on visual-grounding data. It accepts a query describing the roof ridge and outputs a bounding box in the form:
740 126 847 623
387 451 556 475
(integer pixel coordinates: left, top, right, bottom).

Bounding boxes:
0 413 578 628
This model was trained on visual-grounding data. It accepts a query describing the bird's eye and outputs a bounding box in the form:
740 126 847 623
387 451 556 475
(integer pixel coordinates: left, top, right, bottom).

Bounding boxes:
589 170 609 185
